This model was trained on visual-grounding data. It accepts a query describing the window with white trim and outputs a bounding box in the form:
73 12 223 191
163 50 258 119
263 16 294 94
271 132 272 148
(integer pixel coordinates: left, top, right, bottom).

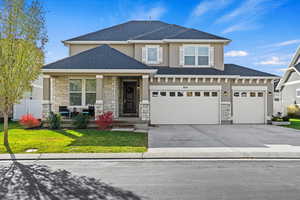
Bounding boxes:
143 45 162 64
296 89 300 98
183 45 210 67
69 79 96 106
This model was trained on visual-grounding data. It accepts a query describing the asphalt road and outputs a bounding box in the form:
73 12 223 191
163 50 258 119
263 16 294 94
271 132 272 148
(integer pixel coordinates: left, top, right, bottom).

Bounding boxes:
1 159 300 200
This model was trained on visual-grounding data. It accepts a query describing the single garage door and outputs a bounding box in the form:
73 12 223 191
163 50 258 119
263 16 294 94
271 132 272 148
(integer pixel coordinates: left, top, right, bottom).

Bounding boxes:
150 86 220 124
233 88 266 124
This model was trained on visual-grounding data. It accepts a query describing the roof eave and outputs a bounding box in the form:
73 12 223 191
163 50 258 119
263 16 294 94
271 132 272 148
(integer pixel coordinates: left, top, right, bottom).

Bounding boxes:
63 39 231 45
42 68 158 74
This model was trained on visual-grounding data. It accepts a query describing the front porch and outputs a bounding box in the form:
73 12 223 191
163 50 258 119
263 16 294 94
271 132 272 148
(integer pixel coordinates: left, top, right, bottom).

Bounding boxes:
42 74 150 122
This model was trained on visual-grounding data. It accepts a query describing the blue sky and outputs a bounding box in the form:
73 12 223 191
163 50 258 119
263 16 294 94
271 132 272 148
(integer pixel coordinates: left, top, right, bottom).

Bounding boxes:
44 0 300 75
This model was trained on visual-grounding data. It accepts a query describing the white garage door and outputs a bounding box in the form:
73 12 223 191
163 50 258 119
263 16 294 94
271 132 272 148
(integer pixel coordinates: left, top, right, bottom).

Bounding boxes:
233 89 266 124
150 86 220 124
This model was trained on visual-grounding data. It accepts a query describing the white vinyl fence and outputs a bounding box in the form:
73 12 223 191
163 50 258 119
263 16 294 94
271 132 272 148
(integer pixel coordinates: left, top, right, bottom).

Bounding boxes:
13 99 42 120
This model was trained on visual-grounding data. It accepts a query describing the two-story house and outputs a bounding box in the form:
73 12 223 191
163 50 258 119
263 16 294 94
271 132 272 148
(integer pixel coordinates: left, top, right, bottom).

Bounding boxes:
42 20 278 125
276 46 300 115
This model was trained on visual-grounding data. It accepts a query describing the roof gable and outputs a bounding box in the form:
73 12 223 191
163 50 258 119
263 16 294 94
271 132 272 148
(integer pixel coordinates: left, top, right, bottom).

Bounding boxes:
43 44 151 70
65 20 229 42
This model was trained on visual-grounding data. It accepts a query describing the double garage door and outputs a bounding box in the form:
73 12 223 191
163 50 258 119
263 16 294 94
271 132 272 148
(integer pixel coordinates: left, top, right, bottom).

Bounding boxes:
150 85 267 124
150 86 220 124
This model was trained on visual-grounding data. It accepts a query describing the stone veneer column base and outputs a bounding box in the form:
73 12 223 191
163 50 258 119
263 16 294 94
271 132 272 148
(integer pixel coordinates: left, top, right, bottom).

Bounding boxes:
95 100 104 119
42 103 51 120
139 101 150 121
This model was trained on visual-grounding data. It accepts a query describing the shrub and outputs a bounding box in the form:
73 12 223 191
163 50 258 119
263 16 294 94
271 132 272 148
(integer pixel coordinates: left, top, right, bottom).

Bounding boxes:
95 112 113 130
282 116 290 122
72 113 90 129
287 104 300 118
47 112 61 129
19 114 41 128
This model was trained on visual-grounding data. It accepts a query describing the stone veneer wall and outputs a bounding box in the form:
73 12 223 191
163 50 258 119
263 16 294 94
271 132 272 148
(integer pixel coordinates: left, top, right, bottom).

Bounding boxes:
103 77 119 119
52 76 69 113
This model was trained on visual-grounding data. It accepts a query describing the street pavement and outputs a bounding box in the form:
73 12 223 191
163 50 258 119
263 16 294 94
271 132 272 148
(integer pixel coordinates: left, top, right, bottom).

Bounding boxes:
1 159 300 200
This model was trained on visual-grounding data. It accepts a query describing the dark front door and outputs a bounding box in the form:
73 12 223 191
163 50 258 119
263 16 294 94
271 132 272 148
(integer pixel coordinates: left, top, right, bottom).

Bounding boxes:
123 81 137 115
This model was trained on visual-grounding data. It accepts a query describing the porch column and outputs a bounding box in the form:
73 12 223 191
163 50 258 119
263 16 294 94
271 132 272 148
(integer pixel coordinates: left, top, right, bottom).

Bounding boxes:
42 75 51 120
95 75 104 118
140 75 150 121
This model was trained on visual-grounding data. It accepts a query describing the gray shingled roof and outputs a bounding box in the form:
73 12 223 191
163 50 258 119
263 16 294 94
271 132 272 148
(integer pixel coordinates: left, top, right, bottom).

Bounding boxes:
294 63 300 72
66 20 229 41
155 64 277 77
43 44 152 70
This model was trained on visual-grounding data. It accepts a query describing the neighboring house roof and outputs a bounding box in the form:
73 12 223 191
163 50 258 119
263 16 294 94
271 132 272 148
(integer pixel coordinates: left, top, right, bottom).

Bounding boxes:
43 44 153 70
294 62 300 72
65 20 229 42
155 64 277 77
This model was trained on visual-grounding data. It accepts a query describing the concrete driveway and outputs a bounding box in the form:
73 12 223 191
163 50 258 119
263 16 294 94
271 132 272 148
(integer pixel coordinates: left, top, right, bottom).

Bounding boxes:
149 125 300 148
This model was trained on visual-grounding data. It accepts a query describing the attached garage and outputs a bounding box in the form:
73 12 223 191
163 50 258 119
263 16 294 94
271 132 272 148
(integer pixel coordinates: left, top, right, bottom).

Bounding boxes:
150 85 221 124
232 86 267 124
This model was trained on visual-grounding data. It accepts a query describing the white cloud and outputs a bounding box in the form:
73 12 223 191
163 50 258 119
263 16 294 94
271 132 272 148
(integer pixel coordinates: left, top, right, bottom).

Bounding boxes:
258 56 288 65
185 0 233 26
222 22 258 34
216 0 268 24
192 0 233 17
129 5 166 20
225 50 248 57
219 0 285 34
276 68 288 73
265 40 300 48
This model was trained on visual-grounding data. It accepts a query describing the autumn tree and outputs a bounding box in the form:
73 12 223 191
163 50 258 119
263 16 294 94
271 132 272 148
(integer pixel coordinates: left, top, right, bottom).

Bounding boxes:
0 0 47 146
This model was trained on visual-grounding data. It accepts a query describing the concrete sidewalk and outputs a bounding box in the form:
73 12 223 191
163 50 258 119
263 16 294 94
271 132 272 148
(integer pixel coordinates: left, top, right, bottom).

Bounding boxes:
2 145 300 160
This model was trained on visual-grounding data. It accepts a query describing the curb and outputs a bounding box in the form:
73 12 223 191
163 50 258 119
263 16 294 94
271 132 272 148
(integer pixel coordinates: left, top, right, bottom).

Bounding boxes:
1 151 300 161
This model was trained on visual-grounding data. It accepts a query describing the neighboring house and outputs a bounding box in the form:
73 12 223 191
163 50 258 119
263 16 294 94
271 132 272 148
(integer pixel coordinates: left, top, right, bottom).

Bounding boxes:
0 77 42 121
276 46 300 115
12 76 43 120
42 20 278 125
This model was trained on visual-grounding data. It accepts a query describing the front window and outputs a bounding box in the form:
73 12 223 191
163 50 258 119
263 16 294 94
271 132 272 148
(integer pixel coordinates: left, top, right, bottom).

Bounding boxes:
69 79 96 106
184 46 209 66
70 79 82 106
85 79 96 105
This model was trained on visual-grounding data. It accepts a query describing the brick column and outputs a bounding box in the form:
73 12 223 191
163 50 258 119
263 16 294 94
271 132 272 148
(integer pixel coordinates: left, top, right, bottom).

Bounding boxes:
95 75 104 118
139 75 150 121
42 75 51 120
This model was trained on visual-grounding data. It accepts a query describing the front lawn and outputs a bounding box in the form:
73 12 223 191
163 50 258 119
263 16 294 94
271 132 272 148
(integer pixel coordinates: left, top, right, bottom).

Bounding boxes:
0 122 147 153
282 118 300 130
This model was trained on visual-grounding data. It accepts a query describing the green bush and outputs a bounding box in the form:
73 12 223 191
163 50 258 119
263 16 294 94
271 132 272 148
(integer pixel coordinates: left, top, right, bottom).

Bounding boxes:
72 113 90 129
287 104 300 118
47 112 61 129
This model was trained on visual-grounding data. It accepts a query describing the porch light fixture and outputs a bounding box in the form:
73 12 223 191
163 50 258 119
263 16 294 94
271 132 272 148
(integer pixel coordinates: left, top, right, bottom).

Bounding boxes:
223 91 228 96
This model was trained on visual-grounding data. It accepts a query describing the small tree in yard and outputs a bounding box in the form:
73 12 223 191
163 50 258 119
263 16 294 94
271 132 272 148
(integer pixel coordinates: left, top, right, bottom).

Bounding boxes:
0 0 47 147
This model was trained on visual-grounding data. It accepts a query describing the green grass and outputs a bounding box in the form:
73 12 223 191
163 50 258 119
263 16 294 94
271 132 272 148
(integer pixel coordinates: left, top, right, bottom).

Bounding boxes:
0 122 147 153
282 118 300 130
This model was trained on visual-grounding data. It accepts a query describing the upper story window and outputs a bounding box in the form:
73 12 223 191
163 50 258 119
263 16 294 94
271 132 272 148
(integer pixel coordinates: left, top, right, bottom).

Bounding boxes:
182 45 211 67
69 79 96 106
142 45 163 64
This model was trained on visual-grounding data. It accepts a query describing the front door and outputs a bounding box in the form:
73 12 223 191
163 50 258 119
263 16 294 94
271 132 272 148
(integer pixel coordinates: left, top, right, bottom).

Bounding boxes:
123 81 137 115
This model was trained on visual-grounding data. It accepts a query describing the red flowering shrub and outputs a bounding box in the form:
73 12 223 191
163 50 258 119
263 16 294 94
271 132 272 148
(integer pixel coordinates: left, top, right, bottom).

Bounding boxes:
95 112 113 130
19 114 41 129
